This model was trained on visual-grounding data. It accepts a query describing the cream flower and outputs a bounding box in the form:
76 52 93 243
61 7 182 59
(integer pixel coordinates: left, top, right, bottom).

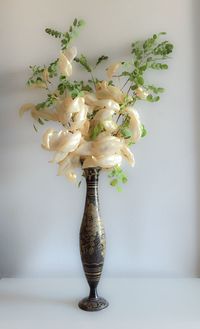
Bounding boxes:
67 97 88 131
95 81 125 104
71 105 88 131
92 135 122 156
75 140 93 156
124 107 142 143
93 108 115 122
102 120 118 133
121 143 135 166
67 96 84 113
82 154 122 169
84 93 120 111
56 97 88 130
135 87 149 100
58 52 72 77
56 97 73 124
42 128 81 162
57 151 80 181
80 119 90 137
58 46 77 77
19 103 35 117
42 68 49 82
19 103 58 121
64 46 77 62
106 62 121 79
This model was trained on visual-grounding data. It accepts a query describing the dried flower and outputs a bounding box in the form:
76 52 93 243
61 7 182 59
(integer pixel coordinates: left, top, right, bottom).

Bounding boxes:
106 62 121 79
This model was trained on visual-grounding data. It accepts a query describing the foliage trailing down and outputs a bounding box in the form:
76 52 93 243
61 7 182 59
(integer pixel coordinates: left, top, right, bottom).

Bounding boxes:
19 18 174 191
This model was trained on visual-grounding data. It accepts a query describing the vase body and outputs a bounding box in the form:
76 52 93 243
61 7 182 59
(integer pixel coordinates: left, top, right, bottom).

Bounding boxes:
79 167 108 311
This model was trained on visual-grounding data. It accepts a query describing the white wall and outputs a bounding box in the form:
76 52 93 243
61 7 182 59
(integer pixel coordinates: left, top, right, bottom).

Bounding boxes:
0 0 199 277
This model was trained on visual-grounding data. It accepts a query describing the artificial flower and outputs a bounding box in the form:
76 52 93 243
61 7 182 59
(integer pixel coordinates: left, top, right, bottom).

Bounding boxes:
102 120 118 133
42 128 81 162
64 46 77 62
82 154 122 169
106 62 121 79
19 103 35 117
135 87 149 100
58 52 72 77
123 107 142 143
92 134 122 156
19 103 58 121
42 68 49 82
57 151 80 181
84 94 120 111
95 81 125 104
121 143 135 166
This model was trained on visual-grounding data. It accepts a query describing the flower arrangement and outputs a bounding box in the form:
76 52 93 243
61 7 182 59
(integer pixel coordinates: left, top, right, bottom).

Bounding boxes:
20 18 173 191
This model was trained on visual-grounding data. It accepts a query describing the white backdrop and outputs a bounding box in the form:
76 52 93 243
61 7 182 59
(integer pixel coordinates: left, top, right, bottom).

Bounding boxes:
0 0 199 278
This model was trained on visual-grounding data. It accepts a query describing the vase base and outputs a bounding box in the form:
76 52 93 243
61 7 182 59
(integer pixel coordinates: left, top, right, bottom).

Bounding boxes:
78 296 109 312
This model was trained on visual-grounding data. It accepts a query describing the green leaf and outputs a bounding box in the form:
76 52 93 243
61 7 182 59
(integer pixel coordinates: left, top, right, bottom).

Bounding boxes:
136 76 144 85
95 55 109 66
122 176 128 184
108 165 128 191
148 85 165 94
147 94 160 102
33 124 38 132
117 186 122 192
141 124 147 137
45 28 62 38
38 118 44 125
73 18 78 26
110 179 118 187
90 122 104 140
74 54 92 72
120 127 132 139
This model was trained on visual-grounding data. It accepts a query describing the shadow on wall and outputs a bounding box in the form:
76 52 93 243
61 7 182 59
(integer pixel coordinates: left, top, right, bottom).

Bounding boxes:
0 209 23 278
193 0 200 276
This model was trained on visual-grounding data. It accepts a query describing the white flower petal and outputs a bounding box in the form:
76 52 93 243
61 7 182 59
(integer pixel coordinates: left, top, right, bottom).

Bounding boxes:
64 46 77 62
58 152 80 176
67 97 85 113
93 108 115 121
82 154 122 169
84 93 120 111
92 135 122 156
75 140 93 156
106 62 121 79
42 129 81 162
103 120 118 132
121 144 135 167
19 103 35 117
58 52 72 77
125 107 142 143
135 87 148 100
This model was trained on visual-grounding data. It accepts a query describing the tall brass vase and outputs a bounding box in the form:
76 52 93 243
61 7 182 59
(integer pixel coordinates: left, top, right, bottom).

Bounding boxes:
78 167 109 311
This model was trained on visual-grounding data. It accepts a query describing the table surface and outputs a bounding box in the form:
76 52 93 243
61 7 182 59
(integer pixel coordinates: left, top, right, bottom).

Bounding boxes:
0 278 200 329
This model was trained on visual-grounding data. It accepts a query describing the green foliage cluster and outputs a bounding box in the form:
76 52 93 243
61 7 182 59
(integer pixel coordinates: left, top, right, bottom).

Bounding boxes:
108 165 128 192
45 18 85 50
118 32 173 103
27 59 58 87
